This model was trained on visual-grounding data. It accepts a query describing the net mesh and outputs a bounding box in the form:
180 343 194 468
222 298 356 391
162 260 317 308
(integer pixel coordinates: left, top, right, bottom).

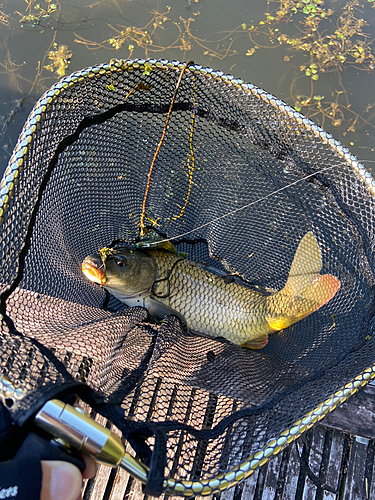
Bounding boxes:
1 59 375 494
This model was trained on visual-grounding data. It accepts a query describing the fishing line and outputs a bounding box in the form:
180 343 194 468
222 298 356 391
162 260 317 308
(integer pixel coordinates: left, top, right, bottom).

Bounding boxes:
156 162 344 244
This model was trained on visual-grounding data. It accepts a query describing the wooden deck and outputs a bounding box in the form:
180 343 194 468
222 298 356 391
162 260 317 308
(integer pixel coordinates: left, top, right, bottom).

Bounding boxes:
83 383 375 500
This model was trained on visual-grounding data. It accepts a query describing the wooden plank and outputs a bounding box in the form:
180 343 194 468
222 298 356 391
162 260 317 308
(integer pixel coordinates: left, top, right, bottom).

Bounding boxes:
130 376 160 422
182 388 212 480
85 464 112 500
323 430 345 499
220 484 236 500
282 440 302 499
261 453 283 498
302 476 317 500
273 447 292 500
235 470 259 500
146 495 166 500
106 467 132 499
308 425 325 476
203 397 242 484
343 436 369 500
122 387 138 417
204 396 237 448
301 426 327 500
254 462 268 499
165 385 210 481
323 385 375 439
130 476 146 500
149 381 176 422
368 443 375 499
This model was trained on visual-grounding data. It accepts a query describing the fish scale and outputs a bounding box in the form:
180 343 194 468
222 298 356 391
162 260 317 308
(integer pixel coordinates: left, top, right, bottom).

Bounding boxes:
150 250 270 345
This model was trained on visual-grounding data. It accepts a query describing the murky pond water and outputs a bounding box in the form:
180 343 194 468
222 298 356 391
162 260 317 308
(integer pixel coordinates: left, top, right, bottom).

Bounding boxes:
0 0 374 178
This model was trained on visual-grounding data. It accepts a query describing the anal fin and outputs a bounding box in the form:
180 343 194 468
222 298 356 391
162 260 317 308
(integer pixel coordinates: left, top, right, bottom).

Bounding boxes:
241 334 269 349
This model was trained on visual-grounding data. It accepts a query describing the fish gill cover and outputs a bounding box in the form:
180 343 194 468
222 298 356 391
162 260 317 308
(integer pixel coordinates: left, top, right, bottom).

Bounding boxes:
0 59 375 495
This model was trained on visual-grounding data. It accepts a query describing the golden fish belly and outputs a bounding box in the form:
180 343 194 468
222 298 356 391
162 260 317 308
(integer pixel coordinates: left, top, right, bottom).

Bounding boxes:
148 250 272 345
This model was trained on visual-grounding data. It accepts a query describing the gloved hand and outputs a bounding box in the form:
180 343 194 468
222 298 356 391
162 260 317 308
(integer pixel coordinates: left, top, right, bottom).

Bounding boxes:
0 401 97 500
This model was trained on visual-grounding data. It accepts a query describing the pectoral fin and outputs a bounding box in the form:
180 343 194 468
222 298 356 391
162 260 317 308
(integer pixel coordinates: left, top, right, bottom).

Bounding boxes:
145 297 187 326
241 334 269 349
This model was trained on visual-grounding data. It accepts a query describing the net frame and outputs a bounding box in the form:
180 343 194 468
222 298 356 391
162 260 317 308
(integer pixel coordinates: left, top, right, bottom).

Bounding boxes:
0 58 375 496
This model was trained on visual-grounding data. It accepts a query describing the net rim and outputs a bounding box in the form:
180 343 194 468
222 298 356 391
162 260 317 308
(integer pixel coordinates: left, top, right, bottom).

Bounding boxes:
1 58 374 495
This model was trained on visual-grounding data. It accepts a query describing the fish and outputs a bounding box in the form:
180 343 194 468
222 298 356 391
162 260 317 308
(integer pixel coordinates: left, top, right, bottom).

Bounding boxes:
81 232 340 349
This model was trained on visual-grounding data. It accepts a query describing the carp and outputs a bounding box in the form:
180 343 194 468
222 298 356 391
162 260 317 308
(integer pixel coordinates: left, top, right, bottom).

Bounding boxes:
82 232 340 349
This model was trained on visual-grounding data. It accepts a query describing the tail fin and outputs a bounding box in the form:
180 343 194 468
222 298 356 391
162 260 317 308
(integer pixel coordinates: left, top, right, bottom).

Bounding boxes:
265 232 340 331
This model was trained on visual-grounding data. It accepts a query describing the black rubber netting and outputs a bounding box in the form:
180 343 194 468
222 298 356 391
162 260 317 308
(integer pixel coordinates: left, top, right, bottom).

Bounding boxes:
1 59 375 495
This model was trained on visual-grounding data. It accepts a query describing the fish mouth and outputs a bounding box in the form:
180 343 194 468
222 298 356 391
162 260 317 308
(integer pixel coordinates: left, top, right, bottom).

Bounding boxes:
81 255 107 285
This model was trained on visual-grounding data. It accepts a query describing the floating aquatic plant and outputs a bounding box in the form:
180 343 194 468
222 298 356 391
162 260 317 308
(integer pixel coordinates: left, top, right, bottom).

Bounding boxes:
44 43 72 78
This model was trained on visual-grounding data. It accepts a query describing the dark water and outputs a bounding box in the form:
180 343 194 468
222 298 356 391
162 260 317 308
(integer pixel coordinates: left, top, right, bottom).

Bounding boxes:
0 0 375 179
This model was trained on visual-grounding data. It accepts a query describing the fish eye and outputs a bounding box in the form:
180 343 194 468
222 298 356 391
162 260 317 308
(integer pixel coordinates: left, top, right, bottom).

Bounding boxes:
114 256 127 268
